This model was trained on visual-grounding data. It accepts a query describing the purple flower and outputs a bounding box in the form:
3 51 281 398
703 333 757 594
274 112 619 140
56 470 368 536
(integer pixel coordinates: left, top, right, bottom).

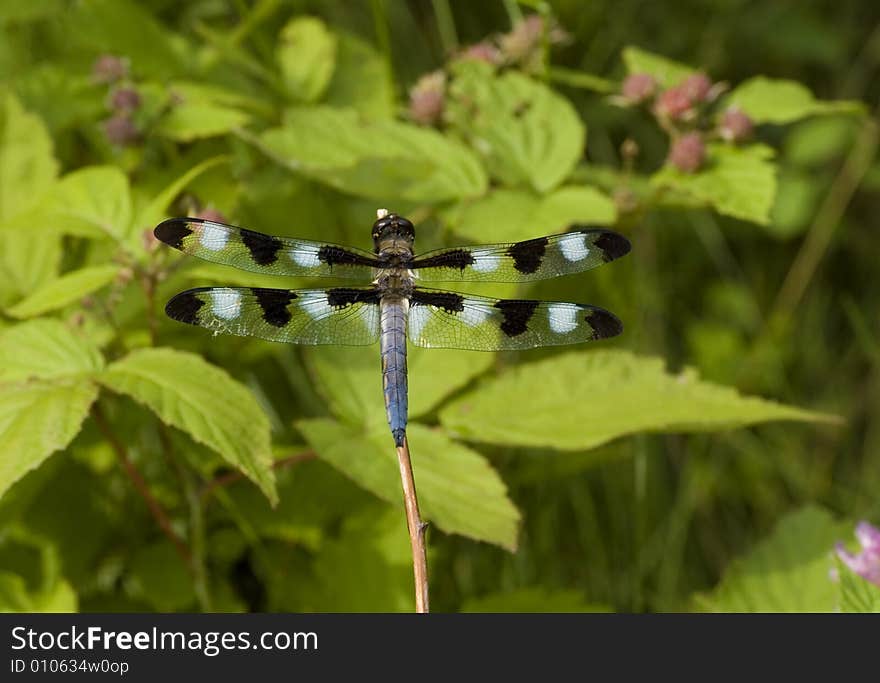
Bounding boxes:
681 72 712 102
667 132 706 173
102 114 139 146
408 70 446 126
621 73 657 104
92 54 129 84
654 84 694 121
719 107 754 142
836 521 880 587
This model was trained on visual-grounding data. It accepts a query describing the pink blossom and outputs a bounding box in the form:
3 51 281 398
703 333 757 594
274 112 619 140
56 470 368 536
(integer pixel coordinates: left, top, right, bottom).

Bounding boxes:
654 84 693 120
681 72 712 102
836 521 880 587
621 73 657 103
408 71 446 126
668 132 706 173
719 107 754 142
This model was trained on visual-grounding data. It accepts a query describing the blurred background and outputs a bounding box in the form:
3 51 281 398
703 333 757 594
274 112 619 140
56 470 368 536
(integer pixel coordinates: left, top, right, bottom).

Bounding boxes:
0 0 878 612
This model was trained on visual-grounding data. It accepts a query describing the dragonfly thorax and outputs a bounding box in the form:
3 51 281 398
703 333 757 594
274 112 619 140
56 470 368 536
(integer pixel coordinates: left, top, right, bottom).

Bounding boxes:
372 212 415 255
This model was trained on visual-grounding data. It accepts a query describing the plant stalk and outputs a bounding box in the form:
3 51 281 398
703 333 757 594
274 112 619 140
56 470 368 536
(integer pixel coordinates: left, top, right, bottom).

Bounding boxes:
396 436 429 613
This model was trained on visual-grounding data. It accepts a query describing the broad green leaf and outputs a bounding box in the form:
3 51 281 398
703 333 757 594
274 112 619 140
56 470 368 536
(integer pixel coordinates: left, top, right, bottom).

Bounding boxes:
784 116 859 167
258 107 487 202
462 587 610 613
837 558 880 613
440 350 838 450
323 31 394 118
0 572 77 612
0 93 58 224
276 16 337 103
653 143 778 226
446 64 585 193
767 169 819 238
726 77 865 125
6 265 121 319
0 0 66 23
98 348 277 504
0 319 104 383
156 102 249 142
0 231 61 306
47 165 131 239
0 380 99 499
621 46 695 88
297 419 521 550
452 186 616 243
305 345 495 431
696 506 849 612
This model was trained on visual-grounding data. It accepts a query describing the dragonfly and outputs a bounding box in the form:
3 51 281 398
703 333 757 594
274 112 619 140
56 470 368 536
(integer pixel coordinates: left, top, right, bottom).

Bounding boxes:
154 210 631 447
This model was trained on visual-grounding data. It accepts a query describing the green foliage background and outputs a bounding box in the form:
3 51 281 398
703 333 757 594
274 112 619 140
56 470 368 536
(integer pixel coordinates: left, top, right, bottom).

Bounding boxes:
1 0 879 612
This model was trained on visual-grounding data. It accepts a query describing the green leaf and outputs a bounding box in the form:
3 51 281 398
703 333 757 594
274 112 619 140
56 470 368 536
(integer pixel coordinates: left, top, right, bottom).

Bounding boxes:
767 169 820 238
653 143 778 226
451 186 617 243
156 102 249 142
726 77 865 125
0 93 58 224
0 572 77 612
305 345 494 431
439 350 838 451
461 587 610 613
276 16 338 103
696 506 848 612
446 64 585 193
837 558 880 613
6 265 121 319
47 165 131 240
621 46 695 88
0 319 104 383
323 31 394 118
98 348 277 504
548 66 616 93
258 107 487 202
133 155 229 235
0 380 99 499
297 419 521 550
0 232 62 306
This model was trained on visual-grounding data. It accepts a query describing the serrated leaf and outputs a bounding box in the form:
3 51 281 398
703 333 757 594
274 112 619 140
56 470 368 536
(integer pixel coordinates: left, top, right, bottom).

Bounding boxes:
0 93 58 224
726 77 865 125
0 231 62 306
452 186 616 243
98 348 277 504
621 46 695 88
696 506 849 612
440 350 838 450
47 165 131 240
653 143 778 225
276 16 337 103
258 107 487 202
297 419 520 550
0 379 99 499
446 64 585 193
6 265 121 318
323 31 394 118
461 587 610 613
305 345 494 431
0 319 104 383
156 102 249 142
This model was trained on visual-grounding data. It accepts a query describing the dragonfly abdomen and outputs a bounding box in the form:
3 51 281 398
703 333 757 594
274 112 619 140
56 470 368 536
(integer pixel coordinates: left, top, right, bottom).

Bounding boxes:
380 297 409 447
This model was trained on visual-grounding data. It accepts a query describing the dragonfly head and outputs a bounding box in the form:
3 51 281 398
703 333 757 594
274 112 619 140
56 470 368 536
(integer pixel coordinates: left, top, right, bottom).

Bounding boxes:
372 212 415 254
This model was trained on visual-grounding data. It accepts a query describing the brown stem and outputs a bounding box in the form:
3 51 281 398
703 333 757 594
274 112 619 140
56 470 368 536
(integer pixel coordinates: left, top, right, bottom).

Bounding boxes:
91 403 192 567
200 451 316 501
396 436 429 613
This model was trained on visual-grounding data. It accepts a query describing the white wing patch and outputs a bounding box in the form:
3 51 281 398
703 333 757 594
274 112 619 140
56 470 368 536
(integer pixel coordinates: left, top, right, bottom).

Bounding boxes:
198 222 230 252
460 303 492 327
298 292 334 320
548 303 579 334
210 287 242 319
470 249 502 273
557 233 590 262
291 244 321 268
408 304 431 342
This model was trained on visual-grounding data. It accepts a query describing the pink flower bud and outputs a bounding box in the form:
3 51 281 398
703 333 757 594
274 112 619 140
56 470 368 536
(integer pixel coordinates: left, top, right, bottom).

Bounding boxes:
654 84 693 120
459 42 503 65
621 73 657 103
408 70 446 126
836 521 880 587
681 72 712 102
668 132 706 173
109 87 141 112
102 114 139 146
195 208 229 224
719 107 754 142
92 54 129 84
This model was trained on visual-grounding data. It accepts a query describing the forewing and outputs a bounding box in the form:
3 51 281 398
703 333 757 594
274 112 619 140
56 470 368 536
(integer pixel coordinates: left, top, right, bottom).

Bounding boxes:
408 288 622 351
154 217 380 278
410 228 630 282
164 287 381 345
